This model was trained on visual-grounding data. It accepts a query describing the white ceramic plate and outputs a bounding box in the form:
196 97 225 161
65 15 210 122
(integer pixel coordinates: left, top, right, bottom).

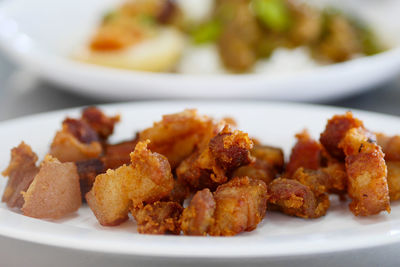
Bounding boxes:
0 101 400 260
0 0 400 101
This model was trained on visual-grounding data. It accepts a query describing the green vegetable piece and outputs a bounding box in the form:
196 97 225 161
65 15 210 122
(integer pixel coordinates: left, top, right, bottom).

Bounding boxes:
252 0 292 32
191 20 222 44
137 14 156 26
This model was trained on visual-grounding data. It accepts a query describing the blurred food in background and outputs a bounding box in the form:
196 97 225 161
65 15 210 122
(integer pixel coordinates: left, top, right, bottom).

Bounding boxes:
75 0 385 74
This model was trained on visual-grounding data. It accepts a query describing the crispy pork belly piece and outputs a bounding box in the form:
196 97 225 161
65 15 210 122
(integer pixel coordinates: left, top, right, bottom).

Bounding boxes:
232 159 275 185
180 189 216 236
50 118 102 162
376 133 400 161
81 106 120 141
209 177 267 236
177 126 254 190
292 164 347 196
126 140 174 206
138 109 220 169
86 165 131 226
102 139 138 169
268 178 329 219
86 140 174 226
232 145 284 185
320 112 364 160
132 201 183 235
286 130 323 178
75 158 106 199
386 161 400 201
161 178 190 205
339 127 390 216
251 145 284 174
2 142 39 208
22 155 81 219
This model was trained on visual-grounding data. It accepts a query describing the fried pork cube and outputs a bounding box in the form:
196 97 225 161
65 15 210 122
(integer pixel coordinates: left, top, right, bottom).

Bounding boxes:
102 139 138 169
180 189 216 236
286 130 323 178
232 145 284 185
177 126 254 190
320 112 364 161
86 166 131 226
86 140 174 226
138 109 220 169
209 177 268 236
2 142 39 208
81 106 120 141
376 133 400 161
75 158 106 199
320 162 347 194
386 161 400 201
50 118 102 162
161 178 190 205
339 127 390 216
126 140 174 206
22 155 81 219
268 178 329 219
132 201 183 235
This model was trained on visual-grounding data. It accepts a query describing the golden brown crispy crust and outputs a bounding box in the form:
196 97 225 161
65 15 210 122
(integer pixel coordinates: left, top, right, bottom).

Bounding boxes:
320 112 364 160
22 155 81 219
86 140 174 226
75 158 106 199
177 126 254 191
86 166 131 226
339 127 390 216
127 140 174 206
2 142 39 209
209 177 268 236
376 133 400 161
139 109 221 169
251 145 284 174
132 201 183 235
50 119 102 162
102 139 138 169
386 161 400 201
286 130 323 178
268 178 329 219
81 106 120 141
161 178 190 205
180 189 216 236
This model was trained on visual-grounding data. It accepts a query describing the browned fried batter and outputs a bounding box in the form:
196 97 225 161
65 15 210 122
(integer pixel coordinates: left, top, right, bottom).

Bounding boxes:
102 139 138 169
268 178 329 219
22 155 81 219
86 140 174 226
320 112 364 160
180 189 216 236
161 178 190 205
75 158 106 199
81 106 120 141
132 201 183 235
339 127 390 216
2 142 39 208
286 130 323 178
386 161 400 201
232 145 284 185
50 118 102 162
139 109 220 169
209 177 268 236
86 165 131 226
376 133 400 161
126 140 174 206
177 125 254 190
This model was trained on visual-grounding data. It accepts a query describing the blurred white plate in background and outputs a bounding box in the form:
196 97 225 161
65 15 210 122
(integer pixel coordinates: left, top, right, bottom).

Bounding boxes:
0 0 399 101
